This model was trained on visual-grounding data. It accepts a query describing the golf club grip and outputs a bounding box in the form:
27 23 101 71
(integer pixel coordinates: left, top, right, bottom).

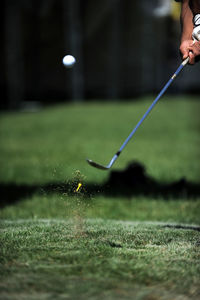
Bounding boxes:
182 57 189 66
183 39 198 65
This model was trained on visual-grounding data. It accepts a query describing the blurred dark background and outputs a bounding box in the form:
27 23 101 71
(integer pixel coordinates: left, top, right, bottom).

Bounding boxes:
1 0 200 110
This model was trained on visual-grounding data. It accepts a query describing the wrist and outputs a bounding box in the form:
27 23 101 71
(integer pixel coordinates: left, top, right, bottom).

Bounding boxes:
181 35 192 44
181 27 193 43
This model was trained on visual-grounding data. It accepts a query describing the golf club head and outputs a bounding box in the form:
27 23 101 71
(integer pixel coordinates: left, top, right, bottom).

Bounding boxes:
86 159 109 170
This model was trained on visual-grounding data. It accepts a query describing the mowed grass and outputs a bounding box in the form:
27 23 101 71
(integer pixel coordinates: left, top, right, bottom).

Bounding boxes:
0 96 200 299
0 96 199 184
1 219 200 300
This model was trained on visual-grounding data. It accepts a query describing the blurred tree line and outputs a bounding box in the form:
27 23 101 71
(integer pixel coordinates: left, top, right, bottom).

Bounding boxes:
1 0 200 110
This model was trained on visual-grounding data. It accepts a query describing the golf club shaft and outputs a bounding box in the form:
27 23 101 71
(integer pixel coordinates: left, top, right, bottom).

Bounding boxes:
108 58 189 168
119 58 189 152
87 57 189 170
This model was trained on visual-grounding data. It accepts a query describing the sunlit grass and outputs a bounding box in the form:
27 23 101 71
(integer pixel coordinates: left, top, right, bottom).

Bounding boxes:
0 96 199 184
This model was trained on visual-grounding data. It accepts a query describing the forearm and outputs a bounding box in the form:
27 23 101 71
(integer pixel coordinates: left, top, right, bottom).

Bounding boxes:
180 0 194 42
179 0 200 64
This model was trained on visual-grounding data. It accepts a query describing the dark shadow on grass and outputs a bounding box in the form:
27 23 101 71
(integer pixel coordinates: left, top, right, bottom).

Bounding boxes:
161 224 200 232
1 161 200 208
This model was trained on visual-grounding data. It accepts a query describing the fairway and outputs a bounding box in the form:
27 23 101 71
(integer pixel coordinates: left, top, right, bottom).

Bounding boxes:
0 97 200 299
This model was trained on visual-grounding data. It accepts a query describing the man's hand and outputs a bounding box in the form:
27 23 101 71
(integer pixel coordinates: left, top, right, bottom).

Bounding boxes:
180 39 200 64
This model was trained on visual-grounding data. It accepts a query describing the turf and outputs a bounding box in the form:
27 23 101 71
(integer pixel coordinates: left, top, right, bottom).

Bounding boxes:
1 219 200 300
0 96 199 184
0 96 200 299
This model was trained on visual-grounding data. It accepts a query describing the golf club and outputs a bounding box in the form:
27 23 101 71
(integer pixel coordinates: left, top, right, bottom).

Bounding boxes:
86 53 193 170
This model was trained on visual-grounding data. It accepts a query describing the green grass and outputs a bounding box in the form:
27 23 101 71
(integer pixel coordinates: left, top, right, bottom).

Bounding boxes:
0 96 200 299
1 219 200 300
0 96 199 184
1 194 200 225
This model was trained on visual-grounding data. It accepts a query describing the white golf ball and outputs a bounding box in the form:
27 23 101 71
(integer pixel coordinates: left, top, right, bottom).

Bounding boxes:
62 55 76 68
